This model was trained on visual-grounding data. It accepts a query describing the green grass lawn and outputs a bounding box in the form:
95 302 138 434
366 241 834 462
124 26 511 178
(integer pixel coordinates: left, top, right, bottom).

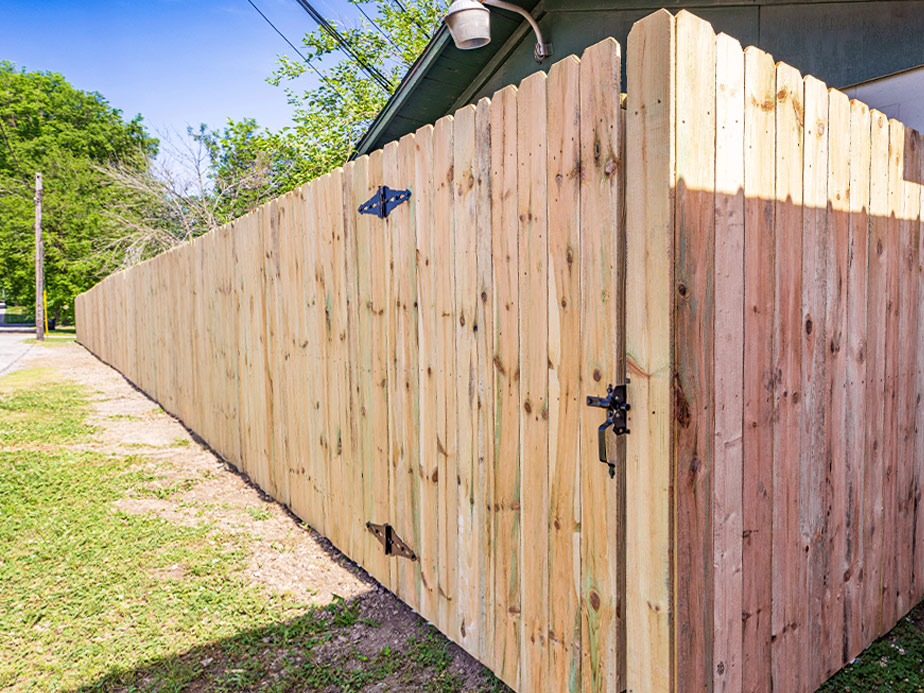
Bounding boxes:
820 603 924 692
1 363 918 691
0 367 494 692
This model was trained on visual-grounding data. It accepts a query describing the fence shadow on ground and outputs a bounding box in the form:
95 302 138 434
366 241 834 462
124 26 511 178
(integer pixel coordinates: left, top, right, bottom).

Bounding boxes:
74 592 505 693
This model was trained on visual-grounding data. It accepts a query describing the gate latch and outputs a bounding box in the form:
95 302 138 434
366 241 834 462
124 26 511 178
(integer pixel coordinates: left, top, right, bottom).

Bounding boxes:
366 522 417 560
358 186 411 219
586 380 630 478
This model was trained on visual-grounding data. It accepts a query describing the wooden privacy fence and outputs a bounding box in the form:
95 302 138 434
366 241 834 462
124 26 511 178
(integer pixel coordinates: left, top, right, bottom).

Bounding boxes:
78 38 626 692
625 10 924 693
76 10 924 692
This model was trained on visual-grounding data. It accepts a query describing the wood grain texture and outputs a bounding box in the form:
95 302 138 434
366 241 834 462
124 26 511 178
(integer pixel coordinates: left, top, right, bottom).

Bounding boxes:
452 104 481 653
712 31 744 693
800 75 828 690
741 45 776 692
386 136 419 606
880 119 904 633
488 84 521 691
473 96 495 668
915 130 924 602
516 69 549 693
578 36 625 693
432 114 458 637
863 110 889 646
625 11 674 693
772 61 805 693
546 53 582 693
844 99 871 660
413 125 440 625
823 87 850 680
673 11 716 691
896 128 921 617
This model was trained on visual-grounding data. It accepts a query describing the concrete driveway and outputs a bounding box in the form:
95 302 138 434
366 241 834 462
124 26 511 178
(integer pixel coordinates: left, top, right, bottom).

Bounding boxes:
0 331 34 377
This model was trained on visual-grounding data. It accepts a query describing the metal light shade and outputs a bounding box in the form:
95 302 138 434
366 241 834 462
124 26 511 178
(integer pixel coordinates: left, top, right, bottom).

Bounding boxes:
444 0 491 50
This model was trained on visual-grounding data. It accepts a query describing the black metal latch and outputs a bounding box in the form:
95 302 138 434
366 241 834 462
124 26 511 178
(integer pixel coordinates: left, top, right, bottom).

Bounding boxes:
358 186 411 219
366 522 417 560
586 380 630 478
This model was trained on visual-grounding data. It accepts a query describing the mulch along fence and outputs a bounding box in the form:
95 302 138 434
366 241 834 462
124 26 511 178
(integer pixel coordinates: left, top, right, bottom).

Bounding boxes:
77 10 924 691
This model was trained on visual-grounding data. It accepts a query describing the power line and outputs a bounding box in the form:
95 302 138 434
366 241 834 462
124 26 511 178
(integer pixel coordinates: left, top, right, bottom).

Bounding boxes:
245 0 349 99
292 0 394 92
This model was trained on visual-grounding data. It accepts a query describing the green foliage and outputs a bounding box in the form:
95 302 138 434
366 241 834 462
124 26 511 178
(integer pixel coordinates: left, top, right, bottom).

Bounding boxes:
257 0 447 183
0 62 156 321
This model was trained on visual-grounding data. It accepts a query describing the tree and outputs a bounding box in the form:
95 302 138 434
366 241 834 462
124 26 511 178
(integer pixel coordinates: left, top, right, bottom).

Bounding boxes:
265 0 447 182
96 122 299 267
0 61 156 322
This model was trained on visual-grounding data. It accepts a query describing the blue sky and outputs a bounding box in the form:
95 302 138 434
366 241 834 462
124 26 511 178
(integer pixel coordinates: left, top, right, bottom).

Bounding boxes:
0 0 362 142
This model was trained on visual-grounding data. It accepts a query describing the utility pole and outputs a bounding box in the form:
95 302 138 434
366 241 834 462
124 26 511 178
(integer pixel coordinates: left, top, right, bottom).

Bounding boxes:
34 172 43 342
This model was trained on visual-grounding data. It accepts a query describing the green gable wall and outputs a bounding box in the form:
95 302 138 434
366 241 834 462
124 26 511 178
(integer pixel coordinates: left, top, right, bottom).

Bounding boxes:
356 0 924 155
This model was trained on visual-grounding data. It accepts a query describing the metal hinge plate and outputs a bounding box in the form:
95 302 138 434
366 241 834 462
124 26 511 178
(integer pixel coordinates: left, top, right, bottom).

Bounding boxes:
358 186 411 219
366 522 417 560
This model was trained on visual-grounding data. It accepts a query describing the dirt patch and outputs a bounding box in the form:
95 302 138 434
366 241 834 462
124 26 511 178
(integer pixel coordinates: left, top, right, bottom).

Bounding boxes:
15 341 502 691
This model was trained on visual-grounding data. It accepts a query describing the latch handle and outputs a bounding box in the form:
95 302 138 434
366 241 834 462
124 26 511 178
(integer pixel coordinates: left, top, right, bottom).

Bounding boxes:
586 380 631 478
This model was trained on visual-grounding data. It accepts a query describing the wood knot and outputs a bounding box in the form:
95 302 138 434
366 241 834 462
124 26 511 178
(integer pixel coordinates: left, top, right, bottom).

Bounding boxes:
590 591 601 611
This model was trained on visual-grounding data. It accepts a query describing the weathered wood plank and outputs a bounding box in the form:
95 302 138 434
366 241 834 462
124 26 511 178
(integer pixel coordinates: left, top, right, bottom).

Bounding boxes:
339 163 362 564
382 139 402 595
673 11 716 690
579 36 624 693
453 104 481 653
880 119 904 632
741 45 776 691
823 87 850 680
390 133 421 610
488 84 521 690
516 68 550 693
896 127 921 616
327 168 355 557
263 197 285 505
473 96 495 668
772 60 805 693
354 161 378 570
844 99 871 659
432 114 458 636
368 149 394 588
800 75 828 690
862 110 889 645
546 52 582 692
915 130 924 602
625 11 674 692
413 125 440 625
712 31 744 693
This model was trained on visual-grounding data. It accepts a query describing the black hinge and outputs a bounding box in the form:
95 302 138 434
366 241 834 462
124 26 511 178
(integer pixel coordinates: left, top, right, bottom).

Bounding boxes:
366 522 417 560
586 379 631 478
358 186 411 219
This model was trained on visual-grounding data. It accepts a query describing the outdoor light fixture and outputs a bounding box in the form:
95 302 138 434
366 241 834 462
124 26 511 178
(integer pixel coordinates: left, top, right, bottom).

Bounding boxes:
444 0 552 62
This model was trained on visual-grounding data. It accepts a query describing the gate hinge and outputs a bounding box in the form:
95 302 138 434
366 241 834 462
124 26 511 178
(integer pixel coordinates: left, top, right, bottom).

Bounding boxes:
358 186 411 219
366 522 417 560
586 380 631 478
